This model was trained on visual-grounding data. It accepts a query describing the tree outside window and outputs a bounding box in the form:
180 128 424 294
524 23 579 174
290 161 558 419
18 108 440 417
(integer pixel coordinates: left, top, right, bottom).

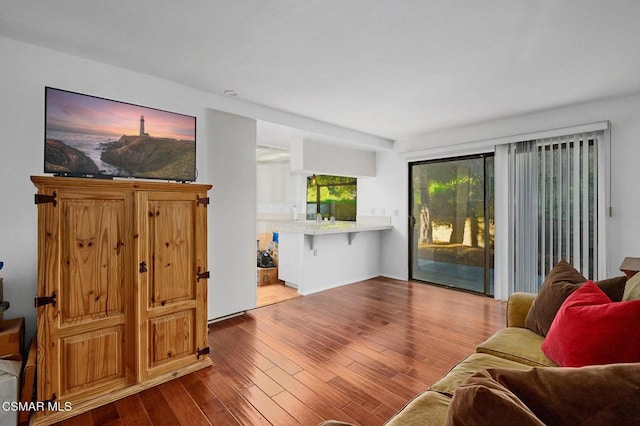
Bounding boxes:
306 175 357 221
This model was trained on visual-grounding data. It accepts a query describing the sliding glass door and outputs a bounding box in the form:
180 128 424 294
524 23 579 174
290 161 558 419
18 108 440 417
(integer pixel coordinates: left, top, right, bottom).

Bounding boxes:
409 155 494 295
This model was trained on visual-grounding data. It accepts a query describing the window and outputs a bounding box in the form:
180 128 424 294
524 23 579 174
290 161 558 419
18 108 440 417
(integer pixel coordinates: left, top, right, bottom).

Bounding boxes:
510 132 602 292
306 175 357 221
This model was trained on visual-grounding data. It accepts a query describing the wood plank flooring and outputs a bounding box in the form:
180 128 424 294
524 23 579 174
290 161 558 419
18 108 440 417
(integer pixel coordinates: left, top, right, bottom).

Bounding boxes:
51 277 506 426
257 282 300 307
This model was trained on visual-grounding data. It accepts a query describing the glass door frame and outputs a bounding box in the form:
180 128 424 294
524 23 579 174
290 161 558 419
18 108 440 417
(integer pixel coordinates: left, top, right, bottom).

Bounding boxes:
408 153 495 296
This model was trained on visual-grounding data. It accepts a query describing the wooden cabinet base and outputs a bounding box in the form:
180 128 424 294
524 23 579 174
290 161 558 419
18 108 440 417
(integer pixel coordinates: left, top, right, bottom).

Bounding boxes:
30 357 212 426
30 177 213 426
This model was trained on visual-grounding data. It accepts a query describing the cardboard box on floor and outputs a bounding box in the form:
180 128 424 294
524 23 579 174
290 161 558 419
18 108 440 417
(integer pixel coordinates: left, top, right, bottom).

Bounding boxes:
257 267 279 286
0 318 24 358
0 358 21 426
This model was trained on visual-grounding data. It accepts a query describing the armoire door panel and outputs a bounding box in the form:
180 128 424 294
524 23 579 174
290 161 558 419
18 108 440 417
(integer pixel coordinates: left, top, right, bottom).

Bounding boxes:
148 200 195 307
138 190 209 380
60 199 125 323
61 325 125 395
35 185 135 406
148 310 195 368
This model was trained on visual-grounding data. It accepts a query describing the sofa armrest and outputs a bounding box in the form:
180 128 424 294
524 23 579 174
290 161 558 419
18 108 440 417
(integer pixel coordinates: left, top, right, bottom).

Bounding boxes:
506 292 537 328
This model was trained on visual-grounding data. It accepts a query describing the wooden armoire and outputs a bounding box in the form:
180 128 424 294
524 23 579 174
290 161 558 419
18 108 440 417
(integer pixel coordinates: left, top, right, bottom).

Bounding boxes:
30 176 213 425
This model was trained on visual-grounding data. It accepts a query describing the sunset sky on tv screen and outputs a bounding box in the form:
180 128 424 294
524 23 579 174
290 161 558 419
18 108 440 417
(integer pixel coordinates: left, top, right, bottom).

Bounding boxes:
46 89 195 141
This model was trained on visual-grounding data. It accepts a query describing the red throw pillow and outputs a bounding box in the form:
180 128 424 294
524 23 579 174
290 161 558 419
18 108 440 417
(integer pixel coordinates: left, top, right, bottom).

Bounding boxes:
541 280 640 367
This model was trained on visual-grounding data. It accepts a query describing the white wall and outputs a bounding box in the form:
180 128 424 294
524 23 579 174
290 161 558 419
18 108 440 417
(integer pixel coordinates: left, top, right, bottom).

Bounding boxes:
358 151 408 280
206 109 257 319
393 92 640 279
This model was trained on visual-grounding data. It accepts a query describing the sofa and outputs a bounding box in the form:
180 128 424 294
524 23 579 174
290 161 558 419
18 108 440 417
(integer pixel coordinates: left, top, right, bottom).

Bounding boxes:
321 260 640 426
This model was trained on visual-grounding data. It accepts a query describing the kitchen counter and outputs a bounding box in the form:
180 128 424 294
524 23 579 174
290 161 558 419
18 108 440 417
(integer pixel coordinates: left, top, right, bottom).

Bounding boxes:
277 220 393 235
275 217 393 295
277 220 392 249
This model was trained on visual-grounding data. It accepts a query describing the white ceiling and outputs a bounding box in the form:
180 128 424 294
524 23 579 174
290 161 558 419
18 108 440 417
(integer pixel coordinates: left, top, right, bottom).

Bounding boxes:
2 1 640 147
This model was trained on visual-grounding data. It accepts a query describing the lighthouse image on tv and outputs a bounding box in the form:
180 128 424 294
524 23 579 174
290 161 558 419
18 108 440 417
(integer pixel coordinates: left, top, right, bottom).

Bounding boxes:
44 87 196 181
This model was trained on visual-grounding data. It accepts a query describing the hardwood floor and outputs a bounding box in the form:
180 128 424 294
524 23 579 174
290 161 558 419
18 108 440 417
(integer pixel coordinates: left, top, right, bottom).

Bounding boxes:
51 277 506 426
257 282 300 307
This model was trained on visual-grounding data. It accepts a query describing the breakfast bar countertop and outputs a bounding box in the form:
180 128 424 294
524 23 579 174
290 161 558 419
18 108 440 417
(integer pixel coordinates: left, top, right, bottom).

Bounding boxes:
276 220 393 235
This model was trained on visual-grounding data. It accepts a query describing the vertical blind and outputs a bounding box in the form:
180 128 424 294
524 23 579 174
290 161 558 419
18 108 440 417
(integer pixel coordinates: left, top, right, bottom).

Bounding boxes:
512 132 600 293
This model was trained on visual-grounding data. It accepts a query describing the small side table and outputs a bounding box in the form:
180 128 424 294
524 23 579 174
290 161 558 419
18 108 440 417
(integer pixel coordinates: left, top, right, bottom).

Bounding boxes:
619 257 640 279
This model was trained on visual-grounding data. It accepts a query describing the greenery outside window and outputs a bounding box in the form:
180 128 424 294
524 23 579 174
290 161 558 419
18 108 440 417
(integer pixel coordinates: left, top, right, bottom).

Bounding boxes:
306 175 357 221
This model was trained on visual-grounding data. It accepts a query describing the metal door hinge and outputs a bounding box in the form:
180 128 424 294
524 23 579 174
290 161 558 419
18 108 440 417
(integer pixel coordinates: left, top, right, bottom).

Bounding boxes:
34 191 57 207
139 261 148 273
197 346 210 359
197 268 210 282
34 291 57 308
43 394 56 405
197 196 210 206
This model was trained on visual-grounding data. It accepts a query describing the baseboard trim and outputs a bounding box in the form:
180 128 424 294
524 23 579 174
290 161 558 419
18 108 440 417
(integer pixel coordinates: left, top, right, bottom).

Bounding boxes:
208 311 245 324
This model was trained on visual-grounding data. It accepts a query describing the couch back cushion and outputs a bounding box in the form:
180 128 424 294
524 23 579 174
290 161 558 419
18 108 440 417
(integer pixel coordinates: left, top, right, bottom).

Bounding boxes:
524 260 626 336
445 370 544 426
446 363 640 426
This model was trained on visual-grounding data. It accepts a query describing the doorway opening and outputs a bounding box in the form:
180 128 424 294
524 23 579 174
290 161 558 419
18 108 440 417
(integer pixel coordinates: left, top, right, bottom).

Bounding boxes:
255 138 302 308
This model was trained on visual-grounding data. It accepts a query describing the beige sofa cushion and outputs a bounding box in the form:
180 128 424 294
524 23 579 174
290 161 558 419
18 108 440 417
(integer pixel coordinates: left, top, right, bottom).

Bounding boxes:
429 353 531 397
384 390 450 426
506 292 537 328
476 327 557 367
623 272 640 301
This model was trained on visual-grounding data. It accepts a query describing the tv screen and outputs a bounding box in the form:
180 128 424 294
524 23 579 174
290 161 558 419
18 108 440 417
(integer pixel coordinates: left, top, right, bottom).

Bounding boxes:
44 87 196 182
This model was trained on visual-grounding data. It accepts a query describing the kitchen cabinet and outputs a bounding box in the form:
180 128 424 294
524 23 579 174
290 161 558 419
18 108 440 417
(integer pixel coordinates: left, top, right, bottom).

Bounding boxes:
256 161 299 204
31 176 212 425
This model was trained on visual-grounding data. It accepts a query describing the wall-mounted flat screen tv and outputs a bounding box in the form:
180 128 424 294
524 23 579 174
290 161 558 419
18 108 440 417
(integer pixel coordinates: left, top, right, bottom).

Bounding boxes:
44 87 196 182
